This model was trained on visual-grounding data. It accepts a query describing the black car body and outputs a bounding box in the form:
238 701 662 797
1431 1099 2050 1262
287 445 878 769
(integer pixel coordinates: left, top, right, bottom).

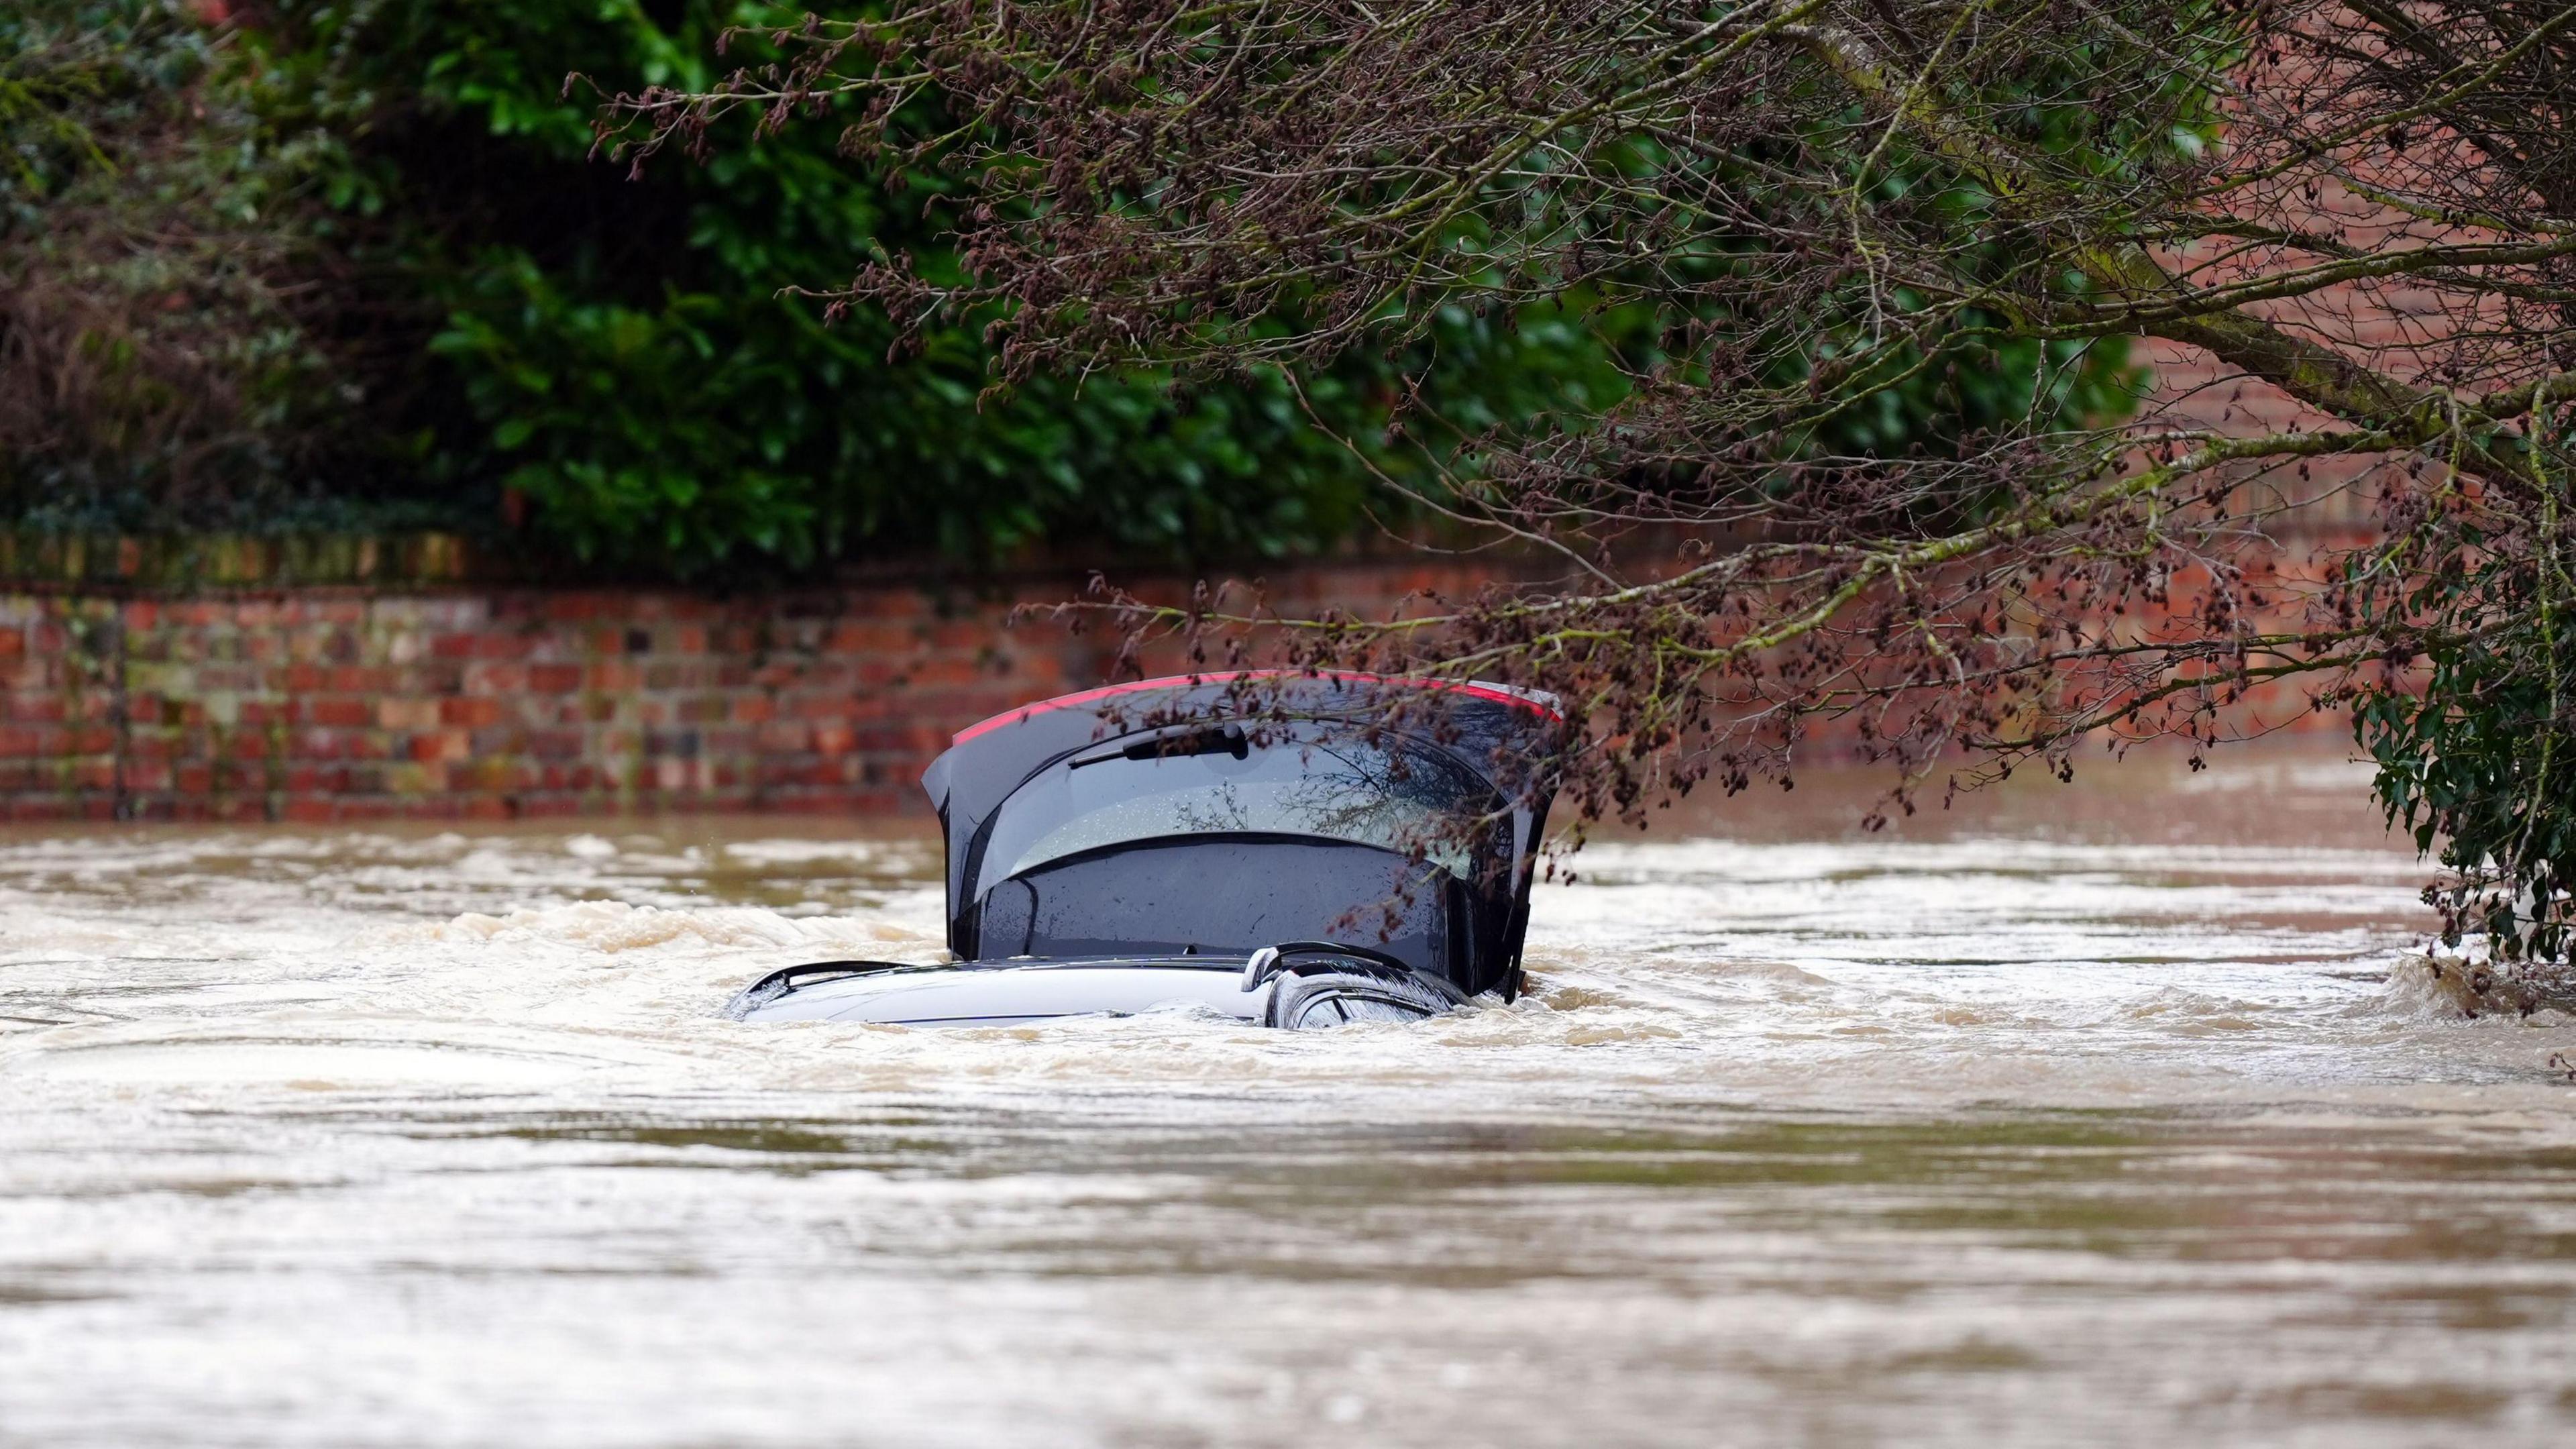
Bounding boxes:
730 671 1562 1028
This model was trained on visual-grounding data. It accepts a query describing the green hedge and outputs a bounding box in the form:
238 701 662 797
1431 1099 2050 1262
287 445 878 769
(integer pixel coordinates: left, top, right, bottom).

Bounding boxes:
4 2 2134 579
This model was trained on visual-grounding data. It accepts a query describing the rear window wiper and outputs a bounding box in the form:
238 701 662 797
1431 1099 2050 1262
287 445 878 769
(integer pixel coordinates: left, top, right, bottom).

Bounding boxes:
1069 724 1250 768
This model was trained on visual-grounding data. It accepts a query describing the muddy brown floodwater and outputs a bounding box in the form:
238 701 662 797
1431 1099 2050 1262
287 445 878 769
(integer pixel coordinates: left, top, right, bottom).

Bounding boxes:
1 741 2572 1447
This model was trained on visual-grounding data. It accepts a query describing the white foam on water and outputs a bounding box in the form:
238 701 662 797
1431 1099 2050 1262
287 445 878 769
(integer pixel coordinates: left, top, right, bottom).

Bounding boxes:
12 1038 596 1087
0 807 2537 1107
3 751 2575 1446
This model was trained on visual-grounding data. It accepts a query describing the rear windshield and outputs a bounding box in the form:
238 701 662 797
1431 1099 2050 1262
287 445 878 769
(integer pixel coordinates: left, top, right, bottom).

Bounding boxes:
972 726 1500 901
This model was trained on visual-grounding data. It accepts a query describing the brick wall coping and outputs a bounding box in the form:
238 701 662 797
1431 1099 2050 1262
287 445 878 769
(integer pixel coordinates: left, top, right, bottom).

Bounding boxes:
0 528 1566 595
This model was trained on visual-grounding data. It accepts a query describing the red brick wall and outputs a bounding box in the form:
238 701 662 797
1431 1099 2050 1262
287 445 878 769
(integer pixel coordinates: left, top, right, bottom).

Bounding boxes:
0 560 1517 822
0 537 2363 822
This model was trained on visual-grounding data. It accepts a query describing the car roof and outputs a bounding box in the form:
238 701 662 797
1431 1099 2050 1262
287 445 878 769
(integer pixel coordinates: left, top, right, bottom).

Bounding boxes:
924 670 1558 835
916 672 1564 974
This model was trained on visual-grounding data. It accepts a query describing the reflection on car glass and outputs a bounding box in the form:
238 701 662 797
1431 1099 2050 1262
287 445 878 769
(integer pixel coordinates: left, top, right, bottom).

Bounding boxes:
979 731 1495 894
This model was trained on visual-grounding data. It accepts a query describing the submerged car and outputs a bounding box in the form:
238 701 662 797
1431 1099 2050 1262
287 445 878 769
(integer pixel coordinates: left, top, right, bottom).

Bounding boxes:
729 670 1562 1029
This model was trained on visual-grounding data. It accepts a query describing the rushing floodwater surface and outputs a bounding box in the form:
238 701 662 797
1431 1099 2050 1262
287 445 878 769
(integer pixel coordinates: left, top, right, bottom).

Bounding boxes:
3 746 2573 1447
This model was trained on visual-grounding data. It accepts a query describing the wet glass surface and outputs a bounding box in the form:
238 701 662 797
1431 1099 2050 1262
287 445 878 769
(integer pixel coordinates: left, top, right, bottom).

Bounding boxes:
980 724 1496 888
1 742 2571 1447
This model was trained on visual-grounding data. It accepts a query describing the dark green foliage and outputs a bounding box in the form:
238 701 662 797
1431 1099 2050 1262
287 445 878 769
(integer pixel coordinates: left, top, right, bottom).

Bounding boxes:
1765 27 2193 466
2357 463 2576 964
239 0 1636 574
0 1 365 527
5 1 2136 575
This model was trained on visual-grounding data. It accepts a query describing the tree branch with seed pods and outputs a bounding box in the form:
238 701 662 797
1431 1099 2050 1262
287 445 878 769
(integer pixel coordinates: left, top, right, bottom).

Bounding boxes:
600 2 2576 961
